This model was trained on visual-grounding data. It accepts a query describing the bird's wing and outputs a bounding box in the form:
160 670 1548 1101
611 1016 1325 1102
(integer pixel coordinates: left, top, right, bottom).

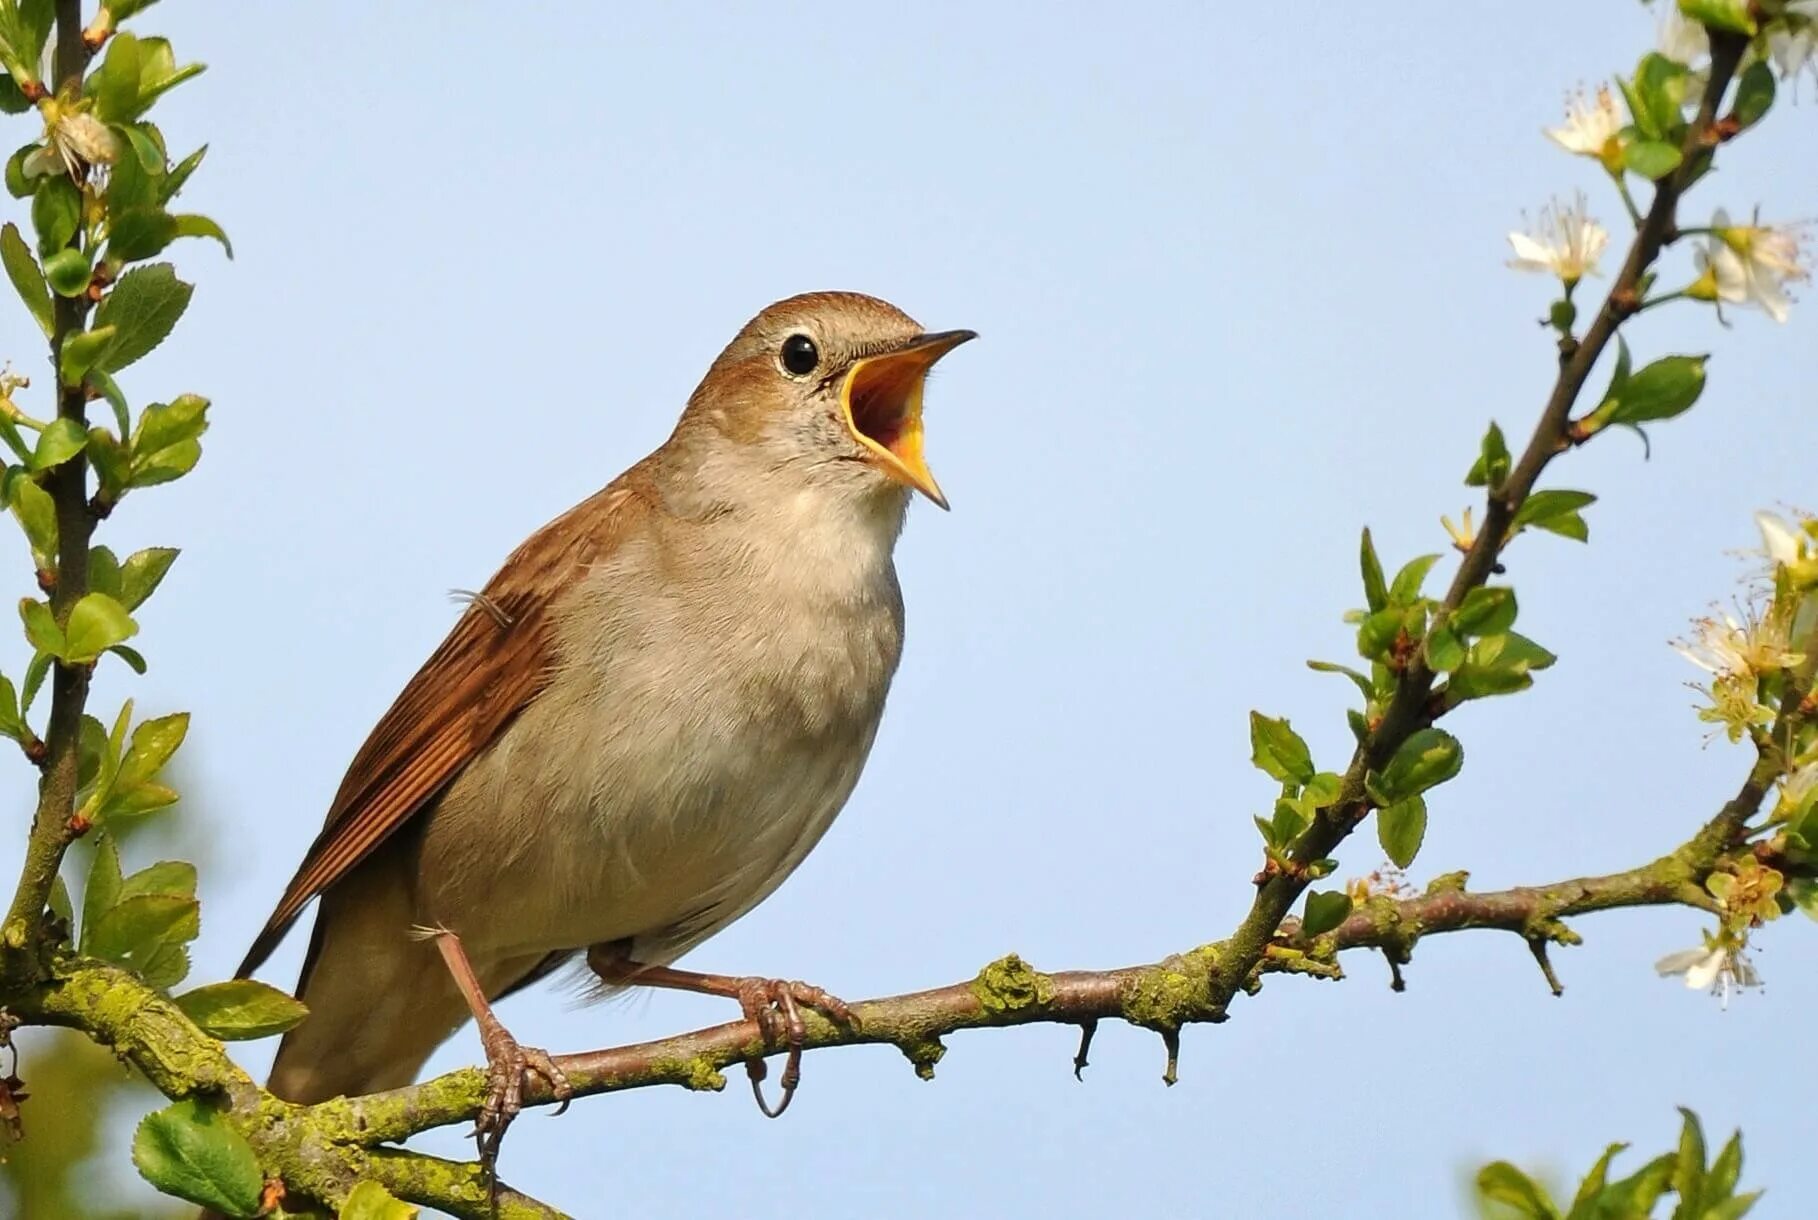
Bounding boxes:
236 481 647 978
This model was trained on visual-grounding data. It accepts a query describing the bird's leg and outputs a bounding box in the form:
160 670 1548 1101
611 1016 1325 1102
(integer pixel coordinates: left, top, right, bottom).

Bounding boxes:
433 930 573 1170
586 943 855 1118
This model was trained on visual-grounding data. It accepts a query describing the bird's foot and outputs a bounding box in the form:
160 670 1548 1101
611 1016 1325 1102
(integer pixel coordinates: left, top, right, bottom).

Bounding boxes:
472 1019 572 1171
731 976 855 1118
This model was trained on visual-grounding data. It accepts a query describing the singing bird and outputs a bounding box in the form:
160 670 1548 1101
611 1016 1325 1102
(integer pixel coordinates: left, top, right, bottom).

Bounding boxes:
238 292 973 1150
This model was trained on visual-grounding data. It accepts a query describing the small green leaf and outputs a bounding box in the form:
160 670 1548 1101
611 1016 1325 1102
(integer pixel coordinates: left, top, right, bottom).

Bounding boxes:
109 643 149 674
1466 422 1511 489
63 592 138 662
131 1099 263 1217
1625 52 1691 142
1610 355 1706 426
1514 489 1596 543
0 74 30 115
93 30 142 124
1565 1142 1628 1220
1452 586 1517 637
89 425 131 497
1368 728 1463 805
21 650 51 711
1249 711 1315 786
119 860 196 902
160 144 205 202
30 173 79 256
0 220 51 336
86 892 198 985
1730 60 1775 131
1359 527 1387 613
174 979 309 1041
105 206 177 263
48 873 73 932
1477 1161 1561 1219
9 473 56 567
118 546 178 610
115 711 188 791
94 262 192 372
1300 890 1352 938
171 213 231 258
81 832 123 951
1423 621 1465 672
58 324 118 385
1377 795 1427 869
1356 607 1406 664
5 144 35 199
1672 1106 1707 1219
42 246 91 296
133 37 205 112
0 674 22 740
131 394 209 488
18 596 63 658
340 1180 420 1220
1707 1130 1743 1201
1678 0 1757 35
29 416 87 471
1621 137 1682 180
1388 554 1441 607
1602 1153 1676 1215
1306 659 1371 701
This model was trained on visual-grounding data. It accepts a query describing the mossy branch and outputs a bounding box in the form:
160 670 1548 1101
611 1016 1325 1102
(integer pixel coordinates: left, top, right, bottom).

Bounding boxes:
6 740 1771 1219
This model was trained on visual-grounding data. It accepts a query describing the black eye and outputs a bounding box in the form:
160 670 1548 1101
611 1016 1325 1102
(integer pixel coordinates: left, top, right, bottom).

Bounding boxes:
780 333 819 376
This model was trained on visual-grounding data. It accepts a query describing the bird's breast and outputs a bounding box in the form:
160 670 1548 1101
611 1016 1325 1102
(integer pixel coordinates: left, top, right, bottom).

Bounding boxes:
420 515 907 963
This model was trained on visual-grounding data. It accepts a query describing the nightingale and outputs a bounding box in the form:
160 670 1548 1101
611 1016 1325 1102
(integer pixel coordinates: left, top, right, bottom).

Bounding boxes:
236 292 973 1156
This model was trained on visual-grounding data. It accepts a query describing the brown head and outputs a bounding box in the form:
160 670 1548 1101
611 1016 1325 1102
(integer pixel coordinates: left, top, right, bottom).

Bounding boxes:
674 292 974 511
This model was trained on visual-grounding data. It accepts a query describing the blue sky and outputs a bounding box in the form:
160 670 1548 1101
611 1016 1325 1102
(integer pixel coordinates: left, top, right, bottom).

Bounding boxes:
5 2 1818 1216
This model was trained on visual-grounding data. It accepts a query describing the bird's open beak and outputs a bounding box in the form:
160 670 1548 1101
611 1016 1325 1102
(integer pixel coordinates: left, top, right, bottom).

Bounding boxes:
841 329 975 510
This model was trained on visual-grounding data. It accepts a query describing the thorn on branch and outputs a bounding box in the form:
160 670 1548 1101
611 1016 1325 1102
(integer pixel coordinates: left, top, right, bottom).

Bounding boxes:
1159 1028 1180 1087
898 1036 946 1082
1526 936 1565 997
1072 1020 1097 1081
1384 952 1406 993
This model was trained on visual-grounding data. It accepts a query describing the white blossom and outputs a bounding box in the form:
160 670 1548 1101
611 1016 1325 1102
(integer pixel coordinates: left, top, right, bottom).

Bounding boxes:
1507 193 1608 284
1655 939 1760 1008
1545 86 1622 162
1696 209 1810 324
1673 605 1804 678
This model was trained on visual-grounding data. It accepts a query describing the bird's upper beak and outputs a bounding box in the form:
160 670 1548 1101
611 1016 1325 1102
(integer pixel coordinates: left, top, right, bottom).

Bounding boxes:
841 329 976 510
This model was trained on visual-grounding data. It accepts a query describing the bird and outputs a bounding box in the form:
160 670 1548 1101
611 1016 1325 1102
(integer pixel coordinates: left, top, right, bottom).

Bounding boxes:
236 291 974 1157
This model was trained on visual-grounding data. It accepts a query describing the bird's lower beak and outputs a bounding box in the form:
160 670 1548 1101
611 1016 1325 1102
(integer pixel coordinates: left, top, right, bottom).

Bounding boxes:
841 328 975 510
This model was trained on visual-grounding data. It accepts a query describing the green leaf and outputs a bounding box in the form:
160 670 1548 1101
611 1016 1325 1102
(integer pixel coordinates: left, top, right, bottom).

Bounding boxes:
1609 355 1706 426
1377 795 1427 868
1 220 51 335
63 591 138 662
115 711 188 791
131 394 209 488
0 674 22 741
5 144 35 199
18 596 63 657
134 37 204 112
171 213 231 258
30 173 79 256
0 73 29 114
106 781 178 818
1707 1130 1743 1201
106 206 177 263
1466 422 1511 489
1367 728 1463 805
1306 659 1371 701
1359 527 1387 613
174 979 309 1041
1249 711 1315 785
119 860 196 902
1622 137 1682 181
160 144 205 202
1603 1153 1677 1215
58 324 118 385
1476 1161 1561 1220
1678 0 1757 35
48 873 72 932
1514 489 1596 542
119 121 164 172
116 546 179 610
1671 1107 1707 1220
340 1180 419 1220
1704 1195 1761 1220
93 30 143 124
1388 554 1440 606
21 649 51 711
1356 607 1408 664
1452 586 1517 637
94 262 192 371
1730 60 1774 132
131 1098 263 1217
1565 1142 1628 1220
81 832 123 951
86 891 198 985
89 425 131 498
1423 622 1465 672
42 246 91 297
9 473 56 568
29 416 87 471
1625 52 1691 142
1300 889 1352 938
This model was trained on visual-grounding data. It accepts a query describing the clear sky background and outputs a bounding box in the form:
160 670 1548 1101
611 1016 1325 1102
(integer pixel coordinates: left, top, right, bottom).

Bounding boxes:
5 2 1818 1217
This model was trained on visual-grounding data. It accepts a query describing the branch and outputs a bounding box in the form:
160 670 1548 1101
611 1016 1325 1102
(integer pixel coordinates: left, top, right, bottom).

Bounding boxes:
0 0 97 983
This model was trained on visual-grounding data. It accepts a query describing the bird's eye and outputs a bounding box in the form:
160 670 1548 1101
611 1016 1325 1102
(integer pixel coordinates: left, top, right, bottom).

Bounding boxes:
780 333 820 376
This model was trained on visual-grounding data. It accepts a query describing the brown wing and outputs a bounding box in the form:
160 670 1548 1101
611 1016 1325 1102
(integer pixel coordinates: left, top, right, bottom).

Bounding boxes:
236 481 646 978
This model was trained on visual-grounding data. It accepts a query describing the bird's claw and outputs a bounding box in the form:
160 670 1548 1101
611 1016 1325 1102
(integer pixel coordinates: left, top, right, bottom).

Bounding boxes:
733 977 854 1119
471 1022 572 1173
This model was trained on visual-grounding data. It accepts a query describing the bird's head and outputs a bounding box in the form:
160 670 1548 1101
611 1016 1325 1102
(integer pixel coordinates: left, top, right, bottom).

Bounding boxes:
679 292 974 512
